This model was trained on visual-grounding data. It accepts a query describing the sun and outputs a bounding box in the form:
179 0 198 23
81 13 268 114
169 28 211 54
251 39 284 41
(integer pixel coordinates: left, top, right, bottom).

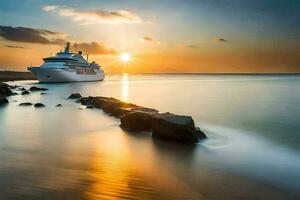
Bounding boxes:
120 52 131 63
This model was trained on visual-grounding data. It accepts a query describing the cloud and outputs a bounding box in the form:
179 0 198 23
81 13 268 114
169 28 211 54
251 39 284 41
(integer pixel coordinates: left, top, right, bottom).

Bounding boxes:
71 42 118 55
139 36 160 44
43 5 57 12
214 37 227 43
43 5 143 25
141 36 155 42
175 44 198 49
5 45 27 49
0 25 66 44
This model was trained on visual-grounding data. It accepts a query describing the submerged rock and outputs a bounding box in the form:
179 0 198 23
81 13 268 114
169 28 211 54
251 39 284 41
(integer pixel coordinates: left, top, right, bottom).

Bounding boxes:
40 92 47 95
56 104 62 107
34 103 46 108
21 91 30 95
68 93 82 99
29 86 48 91
19 102 33 106
0 97 9 105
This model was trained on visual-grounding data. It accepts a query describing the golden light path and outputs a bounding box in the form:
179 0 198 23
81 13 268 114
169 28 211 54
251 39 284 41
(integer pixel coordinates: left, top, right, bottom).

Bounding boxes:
121 73 129 102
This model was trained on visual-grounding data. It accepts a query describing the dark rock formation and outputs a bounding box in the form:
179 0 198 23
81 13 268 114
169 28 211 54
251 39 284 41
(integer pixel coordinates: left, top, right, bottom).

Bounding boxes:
120 111 154 132
0 97 9 105
19 102 33 106
0 82 12 106
18 87 26 91
8 85 20 89
40 92 47 95
68 93 82 99
0 82 13 97
21 91 30 95
34 103 46 108
81 96 144 118
75 95 206 144
152 113 206 143
195 127 207 139
29 86 48 91
56 104 62 107
86 105 94 109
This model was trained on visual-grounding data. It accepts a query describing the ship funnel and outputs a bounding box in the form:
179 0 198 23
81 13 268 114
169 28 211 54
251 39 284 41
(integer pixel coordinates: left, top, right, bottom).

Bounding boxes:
64 42 71 53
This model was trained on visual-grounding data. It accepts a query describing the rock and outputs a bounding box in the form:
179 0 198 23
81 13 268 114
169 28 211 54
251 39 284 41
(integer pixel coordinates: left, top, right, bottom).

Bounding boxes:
68 93 82 99
29 86 48 91
73 95 207 144
34 103 46 108
120 111 155 132
152 113 200 143
40 92 47 95
8 85 20 89
131 107 159 113
11 92 18 95
195 127 207 139
80 96 94 106
93 97 138 117
56 104 62 107
21 91 30 95
0 82 13 97
86 105 94 109
18 87 26 91
19 102 33 106
0 97 9 105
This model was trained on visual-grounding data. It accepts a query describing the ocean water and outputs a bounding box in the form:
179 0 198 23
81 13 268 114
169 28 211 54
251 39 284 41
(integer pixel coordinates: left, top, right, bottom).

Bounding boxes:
0 74 300 200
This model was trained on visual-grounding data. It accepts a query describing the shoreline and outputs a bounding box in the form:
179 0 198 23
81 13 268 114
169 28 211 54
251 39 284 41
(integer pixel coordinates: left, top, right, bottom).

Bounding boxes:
0 71 36 82
2 70 300 82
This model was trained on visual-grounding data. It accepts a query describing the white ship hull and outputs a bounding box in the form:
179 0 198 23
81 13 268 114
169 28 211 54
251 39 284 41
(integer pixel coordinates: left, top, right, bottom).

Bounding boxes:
28 67 105 83
28 42 105 83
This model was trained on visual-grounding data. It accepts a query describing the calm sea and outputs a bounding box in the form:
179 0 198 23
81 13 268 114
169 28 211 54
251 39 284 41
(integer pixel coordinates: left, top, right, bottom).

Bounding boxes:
0 74 300 199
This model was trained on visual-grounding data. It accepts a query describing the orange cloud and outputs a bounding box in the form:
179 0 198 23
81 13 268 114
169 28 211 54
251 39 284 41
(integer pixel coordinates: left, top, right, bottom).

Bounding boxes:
43 5 143 25
71 42 118 55
139 36 161 45
4 45 27 49
141 36 154 42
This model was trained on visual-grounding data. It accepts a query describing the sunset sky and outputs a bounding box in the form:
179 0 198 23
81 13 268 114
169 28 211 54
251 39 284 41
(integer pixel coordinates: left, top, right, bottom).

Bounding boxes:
0 0 299 73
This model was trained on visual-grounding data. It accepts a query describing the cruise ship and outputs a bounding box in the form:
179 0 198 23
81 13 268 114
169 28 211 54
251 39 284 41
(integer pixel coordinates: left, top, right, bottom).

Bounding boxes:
28 42 105 83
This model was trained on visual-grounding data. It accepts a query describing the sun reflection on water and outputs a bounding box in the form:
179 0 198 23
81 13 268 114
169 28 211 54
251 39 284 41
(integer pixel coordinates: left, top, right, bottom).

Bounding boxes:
121 73 129 102
84 130 154 200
